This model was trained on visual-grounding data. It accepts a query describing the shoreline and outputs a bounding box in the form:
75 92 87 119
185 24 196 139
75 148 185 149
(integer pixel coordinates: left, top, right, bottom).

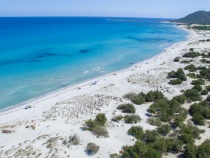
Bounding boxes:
1 24 210 157
0 24 191 115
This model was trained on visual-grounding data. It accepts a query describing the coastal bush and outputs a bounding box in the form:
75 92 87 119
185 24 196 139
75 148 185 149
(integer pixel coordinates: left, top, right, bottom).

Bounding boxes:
174 57 180 62
200 59 210 64
122 141 148 158
150 138 167 153
181 60 192 63
169 78 182 85
143 147 161 158
180 123 204 139
191 79 205 85
92 126 109 137
164 138 182 153
183 52 200 58
179 133 195 144
146 118 162 127
201 52 210 58
206 86 210 91
172 95 187 104
145 91 164 102
192 113 205 125
206 95 210 102
199 68 210 79
189 103 200 116
183 143 197 158
84 113 108 136
157 124 171 136
197 140 210 158
123 92 137 100
187 73 196 79
111 115 123 122
197 66 207 70
86 143 100 155
201 89 208 95
184 89 201 101
184 64 197 72
124 115 141 124
68 134 80 145
168 68 187 82
117 104 136 113
109 153 120 158
131 92 146 105
128 126 144 140
85 119 97 130
189 48 194 51
192 84 202 92
95 113 107 126
144 130 160 143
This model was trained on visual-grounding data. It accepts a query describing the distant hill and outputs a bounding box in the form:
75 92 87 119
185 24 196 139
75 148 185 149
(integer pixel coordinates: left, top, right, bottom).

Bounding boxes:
174 11 210 25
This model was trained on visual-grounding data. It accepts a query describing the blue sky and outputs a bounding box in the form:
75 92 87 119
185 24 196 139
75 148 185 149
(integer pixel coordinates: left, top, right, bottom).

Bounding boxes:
0 0 210 18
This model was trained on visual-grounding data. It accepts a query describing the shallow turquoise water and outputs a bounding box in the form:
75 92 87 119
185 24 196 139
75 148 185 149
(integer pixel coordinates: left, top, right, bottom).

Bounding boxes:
0 17 188 109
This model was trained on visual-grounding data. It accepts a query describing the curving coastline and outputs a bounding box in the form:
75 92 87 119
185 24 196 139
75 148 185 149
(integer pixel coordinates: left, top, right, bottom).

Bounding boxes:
1 25 210 157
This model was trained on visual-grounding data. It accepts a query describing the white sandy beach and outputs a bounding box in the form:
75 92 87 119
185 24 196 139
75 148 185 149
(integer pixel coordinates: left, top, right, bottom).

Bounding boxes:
1 25 210 158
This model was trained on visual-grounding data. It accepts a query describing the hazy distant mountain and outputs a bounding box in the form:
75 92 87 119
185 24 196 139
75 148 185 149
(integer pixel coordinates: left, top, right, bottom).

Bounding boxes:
174 11 210 25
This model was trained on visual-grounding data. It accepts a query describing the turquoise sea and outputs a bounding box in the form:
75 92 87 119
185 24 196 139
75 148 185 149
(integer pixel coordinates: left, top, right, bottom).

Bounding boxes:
0 17 188 110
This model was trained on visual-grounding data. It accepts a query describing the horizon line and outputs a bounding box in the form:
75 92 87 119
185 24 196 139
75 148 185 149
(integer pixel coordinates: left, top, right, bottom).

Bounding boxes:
0 15 176 19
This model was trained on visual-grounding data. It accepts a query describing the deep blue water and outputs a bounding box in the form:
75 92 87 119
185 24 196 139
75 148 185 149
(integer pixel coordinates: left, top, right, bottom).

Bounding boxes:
0 17 188 110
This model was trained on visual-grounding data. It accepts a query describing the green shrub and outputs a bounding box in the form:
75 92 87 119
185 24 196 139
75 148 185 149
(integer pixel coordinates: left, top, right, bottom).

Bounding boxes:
112 115 123 122
122 140 148 158
146 118 162 127
123 92 137 100
192 113 205 125
184 143 197 158
95 113 107 126
181 60 192 63
168 68 187 81
187 73 197 79
199 68 210 79
197 140 210 158
85 113 108 136
150 138 167 153
197 66 207 70
180 123 203 139
68 134 80 145
191 79 205 85
145 91 164 102
144 130 160 143
205 86 210 91
109 153 120 158
144 147 161 158
174 57 180 62
128 126 144 140
158 124 171 136
179 133 195 144
184 64 197 72
169 78 182 85
185 89 201 101
172 95 187 104
124 115 141 124
192 84 202 92
183 52 200 58
131 92 146 105
189 103 200 116
86 143 100 155
206 95 210 102
117 104 136 113
85 119 97 130
200 59 210 63
201 89 208 95
92 126 109 137
165 138 182 153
